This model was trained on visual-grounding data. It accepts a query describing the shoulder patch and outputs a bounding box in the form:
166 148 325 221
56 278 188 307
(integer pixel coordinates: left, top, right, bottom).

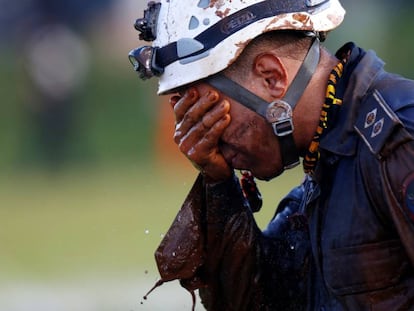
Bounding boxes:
354 90 403 158
402 172 414 222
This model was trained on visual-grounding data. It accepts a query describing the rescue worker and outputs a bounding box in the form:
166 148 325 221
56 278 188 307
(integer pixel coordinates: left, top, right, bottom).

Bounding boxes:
129 0 414 310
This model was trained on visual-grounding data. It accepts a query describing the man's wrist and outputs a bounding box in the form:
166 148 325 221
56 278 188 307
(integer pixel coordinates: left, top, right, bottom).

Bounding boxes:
204 172 249 219
203 171 234 185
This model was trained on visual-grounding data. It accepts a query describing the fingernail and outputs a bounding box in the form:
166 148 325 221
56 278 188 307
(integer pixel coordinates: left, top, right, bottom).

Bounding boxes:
223 114 230 122
208 90 218 102
220 100 230 111
188 89 197 99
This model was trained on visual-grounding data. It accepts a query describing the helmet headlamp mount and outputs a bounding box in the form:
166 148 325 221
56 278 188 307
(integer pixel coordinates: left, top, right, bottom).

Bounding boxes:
128 0 345 86
134 1 161 42
128 1 163 79
128 46 163 80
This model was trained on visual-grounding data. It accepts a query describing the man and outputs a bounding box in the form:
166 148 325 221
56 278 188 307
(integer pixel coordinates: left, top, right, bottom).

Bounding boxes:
129 0 414 310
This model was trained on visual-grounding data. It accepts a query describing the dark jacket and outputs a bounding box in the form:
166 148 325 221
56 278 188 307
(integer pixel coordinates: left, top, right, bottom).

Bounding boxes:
305 43 414 310
154 43 414 310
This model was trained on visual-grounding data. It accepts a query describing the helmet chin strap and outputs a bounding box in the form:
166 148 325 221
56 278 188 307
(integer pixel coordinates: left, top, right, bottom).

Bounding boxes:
206 37 320 170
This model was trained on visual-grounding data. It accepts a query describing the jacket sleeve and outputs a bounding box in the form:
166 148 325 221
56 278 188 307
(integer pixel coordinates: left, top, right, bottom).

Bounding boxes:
155 173 310 311
381 136 414 264
355 87 414 266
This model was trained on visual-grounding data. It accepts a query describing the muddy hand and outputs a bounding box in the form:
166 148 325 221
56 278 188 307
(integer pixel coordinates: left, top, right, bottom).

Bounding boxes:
170 87 232 182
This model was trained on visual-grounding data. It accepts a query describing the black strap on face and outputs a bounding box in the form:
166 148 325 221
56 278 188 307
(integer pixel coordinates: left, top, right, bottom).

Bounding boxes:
154 0 329 68
205 38 320 170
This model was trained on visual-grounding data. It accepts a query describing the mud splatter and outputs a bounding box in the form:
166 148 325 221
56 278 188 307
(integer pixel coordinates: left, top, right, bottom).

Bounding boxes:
293 13 311 25
216 8 231 18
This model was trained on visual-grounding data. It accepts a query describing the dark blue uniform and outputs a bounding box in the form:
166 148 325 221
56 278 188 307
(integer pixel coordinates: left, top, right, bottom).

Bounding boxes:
304 43 414 310
154 43 414 311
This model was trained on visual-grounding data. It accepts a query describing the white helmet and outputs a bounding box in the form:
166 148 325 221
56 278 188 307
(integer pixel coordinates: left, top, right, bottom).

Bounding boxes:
129 0 345 95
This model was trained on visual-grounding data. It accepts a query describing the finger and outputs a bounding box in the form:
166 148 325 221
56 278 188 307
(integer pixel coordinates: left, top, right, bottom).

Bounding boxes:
176 90 220 138
182 98 229 139
173 88 198 123
180 113 230 158
176 110 230 153
188 150 232 181
186 118 233 181
195 114 231 152
200 99 230 129
184 90 220 124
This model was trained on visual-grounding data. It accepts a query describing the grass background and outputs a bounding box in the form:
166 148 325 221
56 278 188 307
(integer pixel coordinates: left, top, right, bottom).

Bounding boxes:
0 165 303 279
0 163 303 311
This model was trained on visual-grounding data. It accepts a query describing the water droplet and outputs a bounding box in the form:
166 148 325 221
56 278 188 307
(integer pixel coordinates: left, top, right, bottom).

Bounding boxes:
290 245 295 250
145 229 150 235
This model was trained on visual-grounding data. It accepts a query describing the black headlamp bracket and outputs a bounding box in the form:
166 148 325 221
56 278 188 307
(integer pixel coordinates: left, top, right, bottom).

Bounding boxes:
134 1 161 42
128 46 164 80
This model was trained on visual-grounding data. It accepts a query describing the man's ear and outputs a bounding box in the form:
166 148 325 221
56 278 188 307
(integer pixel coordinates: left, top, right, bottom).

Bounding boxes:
253 53 288 98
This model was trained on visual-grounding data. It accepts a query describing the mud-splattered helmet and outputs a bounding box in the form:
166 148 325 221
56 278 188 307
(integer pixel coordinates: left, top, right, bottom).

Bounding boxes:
129 0 345 95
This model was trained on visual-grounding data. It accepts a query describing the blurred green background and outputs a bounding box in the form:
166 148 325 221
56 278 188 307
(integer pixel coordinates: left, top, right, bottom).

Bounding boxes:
0 0 413 310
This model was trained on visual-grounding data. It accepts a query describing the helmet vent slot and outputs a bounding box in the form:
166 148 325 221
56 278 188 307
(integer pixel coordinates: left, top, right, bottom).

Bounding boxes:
189 16 200 30
198 0 210 9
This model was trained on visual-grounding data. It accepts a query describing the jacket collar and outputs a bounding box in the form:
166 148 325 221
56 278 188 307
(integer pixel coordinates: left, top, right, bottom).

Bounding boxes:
318 43 385 157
